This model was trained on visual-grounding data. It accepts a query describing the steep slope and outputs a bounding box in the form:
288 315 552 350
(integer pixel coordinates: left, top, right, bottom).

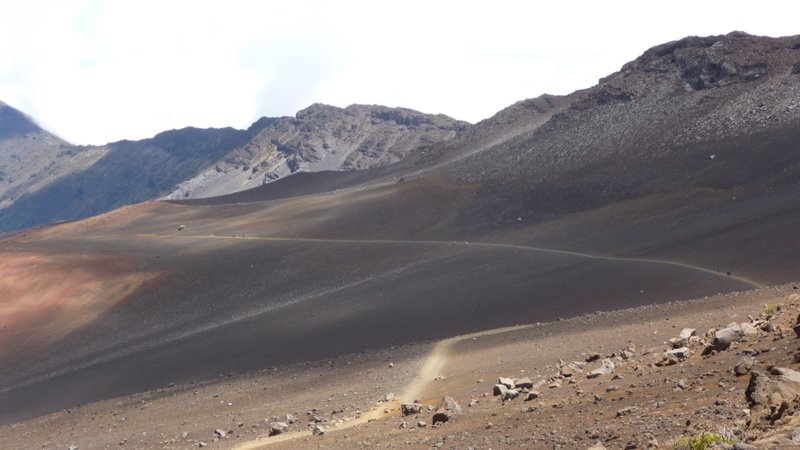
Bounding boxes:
163 103 467 199
2 32 800 426
0 104 466 231
0 126 248 231
0 101 105 210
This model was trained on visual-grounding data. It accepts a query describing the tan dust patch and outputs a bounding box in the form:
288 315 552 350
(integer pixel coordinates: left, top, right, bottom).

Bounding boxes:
0 252 158 361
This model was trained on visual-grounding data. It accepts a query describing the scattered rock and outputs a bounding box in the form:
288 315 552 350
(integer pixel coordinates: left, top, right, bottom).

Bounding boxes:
560 364 580 378
616 406 638 417
587 440 607 449
657 346 693 366
587 359 615 378
493 384 509 397
177 224 186 231
791 426 800 442
198 442 207 448
740 322 758 336
679 327 696 341
431 396 461 425
671 328 697 347
416 420 427 428
514 376 533 389
214 429 227 438
498 377 515 389
734 357 755 376
620 343 636 360
312 424 325 436
712 323 745 351
585 352 601 362
793 314 800 337
732 444 757 450
524 391 540 401
503 389 520 401
401 403 422 416
269 422 289 436
438 396 462 414
431 411 451 425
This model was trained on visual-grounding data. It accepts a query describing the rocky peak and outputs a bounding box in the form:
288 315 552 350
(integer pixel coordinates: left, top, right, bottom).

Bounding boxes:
618 32 799 91
163 104 468 200
295 103 344 120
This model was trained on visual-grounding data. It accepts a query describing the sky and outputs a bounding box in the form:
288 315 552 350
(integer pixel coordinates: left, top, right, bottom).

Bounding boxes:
0 0 797 145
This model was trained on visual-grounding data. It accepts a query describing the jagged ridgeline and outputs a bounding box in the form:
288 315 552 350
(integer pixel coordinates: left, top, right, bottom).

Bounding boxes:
0 104 467 232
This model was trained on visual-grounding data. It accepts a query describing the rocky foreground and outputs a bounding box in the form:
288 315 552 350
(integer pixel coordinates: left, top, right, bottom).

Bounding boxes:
2 284 800 449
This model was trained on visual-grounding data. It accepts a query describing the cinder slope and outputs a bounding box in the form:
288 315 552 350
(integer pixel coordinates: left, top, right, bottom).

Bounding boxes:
1 32 799 427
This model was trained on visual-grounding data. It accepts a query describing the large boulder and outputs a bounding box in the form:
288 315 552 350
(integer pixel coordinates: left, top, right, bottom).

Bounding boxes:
712 323 745 351
740 322 758 336
746 367 800 426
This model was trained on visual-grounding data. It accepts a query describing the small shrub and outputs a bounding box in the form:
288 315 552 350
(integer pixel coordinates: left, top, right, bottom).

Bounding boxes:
763 303 779 316
674 431 735 450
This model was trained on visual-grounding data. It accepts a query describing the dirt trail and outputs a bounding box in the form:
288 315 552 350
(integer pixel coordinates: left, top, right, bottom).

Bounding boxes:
134 233 764 289
233 324 536 449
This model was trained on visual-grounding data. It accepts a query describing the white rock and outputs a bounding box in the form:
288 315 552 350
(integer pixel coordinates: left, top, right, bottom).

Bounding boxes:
587 359 615 378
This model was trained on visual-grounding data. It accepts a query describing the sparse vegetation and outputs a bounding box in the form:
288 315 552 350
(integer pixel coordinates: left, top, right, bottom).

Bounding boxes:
764 303 779 316
674 431 735 450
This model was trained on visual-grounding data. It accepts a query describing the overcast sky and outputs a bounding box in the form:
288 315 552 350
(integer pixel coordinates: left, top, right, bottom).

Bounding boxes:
0 0 797 145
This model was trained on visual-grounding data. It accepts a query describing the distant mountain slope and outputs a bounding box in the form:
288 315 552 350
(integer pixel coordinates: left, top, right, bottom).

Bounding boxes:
0 102 105 211
0 104 466 231
163 104 467 199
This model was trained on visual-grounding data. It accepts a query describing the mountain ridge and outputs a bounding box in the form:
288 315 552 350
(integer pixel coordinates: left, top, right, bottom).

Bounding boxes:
0 103 467 231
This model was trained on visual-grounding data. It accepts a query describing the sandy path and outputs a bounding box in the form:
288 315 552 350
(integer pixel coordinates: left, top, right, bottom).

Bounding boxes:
233 323 538 449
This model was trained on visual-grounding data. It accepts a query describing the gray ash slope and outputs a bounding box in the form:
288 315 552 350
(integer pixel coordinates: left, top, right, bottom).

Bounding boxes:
0 104 466 232
197 32 800 280
3 32 800 426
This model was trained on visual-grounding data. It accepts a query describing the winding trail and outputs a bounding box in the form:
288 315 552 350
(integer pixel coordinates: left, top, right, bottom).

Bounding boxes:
233 323 538 449
134 233 764 289
118 233 761 448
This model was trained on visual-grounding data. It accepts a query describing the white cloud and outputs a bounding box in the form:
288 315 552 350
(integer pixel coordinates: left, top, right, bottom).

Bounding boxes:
0 0 797 144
